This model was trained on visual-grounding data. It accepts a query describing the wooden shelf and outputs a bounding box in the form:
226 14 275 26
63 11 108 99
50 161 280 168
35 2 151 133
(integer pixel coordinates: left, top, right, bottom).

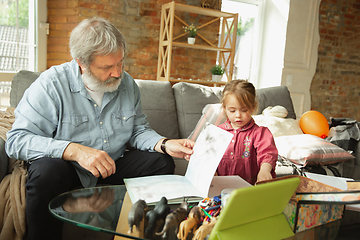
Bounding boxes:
157 2 238 85
168 42 232 52
174 3 235 18
159 78 226 87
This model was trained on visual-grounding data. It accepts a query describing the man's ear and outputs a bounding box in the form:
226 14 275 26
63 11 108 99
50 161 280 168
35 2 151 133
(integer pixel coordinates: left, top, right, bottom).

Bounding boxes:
76 59 86 74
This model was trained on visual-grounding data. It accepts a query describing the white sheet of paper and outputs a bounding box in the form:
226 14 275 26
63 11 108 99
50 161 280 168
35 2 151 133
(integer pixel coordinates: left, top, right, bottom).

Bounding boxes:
346 204 360 212
208 175 252 198
305 172 353 190
124 175 201 203
185 124 234 197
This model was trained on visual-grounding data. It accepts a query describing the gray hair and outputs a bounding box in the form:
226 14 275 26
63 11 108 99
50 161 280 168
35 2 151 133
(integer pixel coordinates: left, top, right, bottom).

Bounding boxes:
69 17 126 66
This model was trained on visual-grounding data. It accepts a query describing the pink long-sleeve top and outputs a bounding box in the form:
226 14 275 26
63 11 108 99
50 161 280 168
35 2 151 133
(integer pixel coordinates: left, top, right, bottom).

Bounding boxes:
217 118 278 185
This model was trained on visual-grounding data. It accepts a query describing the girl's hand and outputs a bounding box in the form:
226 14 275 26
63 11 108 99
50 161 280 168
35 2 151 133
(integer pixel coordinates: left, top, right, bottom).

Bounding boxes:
256 162 273 184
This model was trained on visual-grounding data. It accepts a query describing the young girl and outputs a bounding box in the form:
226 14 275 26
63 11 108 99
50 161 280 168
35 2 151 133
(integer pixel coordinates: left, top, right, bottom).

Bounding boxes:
217 80 278 185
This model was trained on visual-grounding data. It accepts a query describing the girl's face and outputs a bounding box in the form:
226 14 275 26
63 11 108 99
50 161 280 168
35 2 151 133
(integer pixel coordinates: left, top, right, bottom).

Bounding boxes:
224 93 253 130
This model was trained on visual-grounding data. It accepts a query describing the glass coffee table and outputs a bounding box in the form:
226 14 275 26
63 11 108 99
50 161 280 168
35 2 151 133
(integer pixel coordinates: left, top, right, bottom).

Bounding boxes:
49 185 343 240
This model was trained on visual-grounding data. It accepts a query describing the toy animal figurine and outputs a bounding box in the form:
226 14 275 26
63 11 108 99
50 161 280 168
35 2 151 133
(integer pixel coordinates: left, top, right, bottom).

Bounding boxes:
128 199 147 234
145 197 171 238
177 206 203 240
192 217 217 240
155 200 188 238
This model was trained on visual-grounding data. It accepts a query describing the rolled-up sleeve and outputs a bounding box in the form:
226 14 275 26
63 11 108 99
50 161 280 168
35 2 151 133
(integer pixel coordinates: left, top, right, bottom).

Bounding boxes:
253 127 278 171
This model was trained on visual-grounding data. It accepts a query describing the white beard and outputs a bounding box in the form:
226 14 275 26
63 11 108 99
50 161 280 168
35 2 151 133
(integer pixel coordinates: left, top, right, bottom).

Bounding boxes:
82 69 123 93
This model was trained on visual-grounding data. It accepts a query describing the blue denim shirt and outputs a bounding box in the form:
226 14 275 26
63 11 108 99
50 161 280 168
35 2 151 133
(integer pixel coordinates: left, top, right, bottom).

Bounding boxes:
5 60 163 187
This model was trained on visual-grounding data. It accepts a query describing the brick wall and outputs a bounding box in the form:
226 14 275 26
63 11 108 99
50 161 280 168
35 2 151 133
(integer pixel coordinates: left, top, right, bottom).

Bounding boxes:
47 0 219 80
48 1 360 120
47 0 78 67
311 0 360 121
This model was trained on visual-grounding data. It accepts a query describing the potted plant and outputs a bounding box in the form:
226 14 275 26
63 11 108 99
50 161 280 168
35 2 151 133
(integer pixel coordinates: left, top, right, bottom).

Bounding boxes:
210 65 225 82
183 24 197 44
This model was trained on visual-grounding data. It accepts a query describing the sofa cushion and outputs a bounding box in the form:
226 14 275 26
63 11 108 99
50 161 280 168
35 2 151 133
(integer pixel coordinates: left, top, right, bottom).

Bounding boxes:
173 82 223 139
135 80 179 139
256 86 296 119
275 134 355 166
252 115 304 137
10 70 41 107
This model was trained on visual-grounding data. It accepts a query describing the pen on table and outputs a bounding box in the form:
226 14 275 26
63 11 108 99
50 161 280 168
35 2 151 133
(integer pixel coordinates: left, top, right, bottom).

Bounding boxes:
205 205 221 212
213 207 221 218
201 208 212 219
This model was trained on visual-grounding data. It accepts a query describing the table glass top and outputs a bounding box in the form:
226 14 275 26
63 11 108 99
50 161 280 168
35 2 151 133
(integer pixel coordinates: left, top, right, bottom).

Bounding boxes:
49 185 342 240
49 185 147 239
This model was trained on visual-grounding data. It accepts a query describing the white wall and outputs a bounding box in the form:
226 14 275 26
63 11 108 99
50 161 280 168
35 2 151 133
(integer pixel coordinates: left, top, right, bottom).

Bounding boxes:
282 0 320 118
256 0 320 118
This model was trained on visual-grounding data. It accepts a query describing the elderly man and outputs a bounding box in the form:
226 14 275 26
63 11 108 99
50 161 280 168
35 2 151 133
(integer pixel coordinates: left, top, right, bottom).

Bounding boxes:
6 18 194 240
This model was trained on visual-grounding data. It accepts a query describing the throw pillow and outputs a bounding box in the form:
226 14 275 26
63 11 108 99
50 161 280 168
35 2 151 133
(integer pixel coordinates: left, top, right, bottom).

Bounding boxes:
188 103 226 141
252 115 303 137
274 134 355 166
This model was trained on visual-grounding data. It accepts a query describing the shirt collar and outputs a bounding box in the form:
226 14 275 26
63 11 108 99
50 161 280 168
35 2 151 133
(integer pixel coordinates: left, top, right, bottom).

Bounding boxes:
223 118 255 131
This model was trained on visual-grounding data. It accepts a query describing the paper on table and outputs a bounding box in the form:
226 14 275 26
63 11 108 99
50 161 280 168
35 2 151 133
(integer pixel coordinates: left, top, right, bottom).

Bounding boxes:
124 124 233 204
208 175 252 198
305 172 353 190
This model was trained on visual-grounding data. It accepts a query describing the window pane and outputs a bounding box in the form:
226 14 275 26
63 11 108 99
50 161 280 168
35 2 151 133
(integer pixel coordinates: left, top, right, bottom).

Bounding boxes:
221 0 258 81
0 0 35 73
0 81 11 110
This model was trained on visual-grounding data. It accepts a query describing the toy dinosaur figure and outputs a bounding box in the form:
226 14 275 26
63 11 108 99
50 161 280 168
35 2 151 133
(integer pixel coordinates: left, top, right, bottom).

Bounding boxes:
177 206 203 240
155 200 188 238
192 217 217 240
128 199 147 234
145 196 170 238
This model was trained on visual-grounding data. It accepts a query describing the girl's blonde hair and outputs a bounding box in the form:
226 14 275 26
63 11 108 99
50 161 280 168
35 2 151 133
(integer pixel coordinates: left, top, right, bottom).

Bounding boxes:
221 80 258 115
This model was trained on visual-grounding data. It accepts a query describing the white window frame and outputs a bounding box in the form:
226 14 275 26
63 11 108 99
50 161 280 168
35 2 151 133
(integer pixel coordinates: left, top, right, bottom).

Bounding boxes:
221 0 264 87
0 0 47 82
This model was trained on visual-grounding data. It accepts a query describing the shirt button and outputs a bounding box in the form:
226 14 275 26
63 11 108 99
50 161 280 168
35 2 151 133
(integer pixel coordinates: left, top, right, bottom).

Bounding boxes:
232 140 235 143
230 152 233 155
100 122 103 125
234 130 237 134
104 140 107 143
94 104 97 107
123 117 126 120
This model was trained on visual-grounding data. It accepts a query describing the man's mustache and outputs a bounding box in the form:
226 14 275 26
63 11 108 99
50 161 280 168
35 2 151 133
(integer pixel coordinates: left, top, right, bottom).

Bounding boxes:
105 76 121 84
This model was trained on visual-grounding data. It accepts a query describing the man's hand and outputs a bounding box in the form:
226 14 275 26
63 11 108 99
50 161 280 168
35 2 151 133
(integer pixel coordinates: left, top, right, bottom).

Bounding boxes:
63 143 116 178
155 138 195 161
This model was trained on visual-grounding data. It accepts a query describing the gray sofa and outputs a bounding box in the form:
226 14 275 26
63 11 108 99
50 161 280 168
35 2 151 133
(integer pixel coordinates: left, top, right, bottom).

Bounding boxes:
0 70 297 179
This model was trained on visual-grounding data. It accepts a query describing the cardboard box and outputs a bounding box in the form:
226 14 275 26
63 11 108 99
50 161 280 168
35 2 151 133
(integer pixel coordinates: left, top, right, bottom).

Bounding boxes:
261 175 360 233
283 199 344 232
